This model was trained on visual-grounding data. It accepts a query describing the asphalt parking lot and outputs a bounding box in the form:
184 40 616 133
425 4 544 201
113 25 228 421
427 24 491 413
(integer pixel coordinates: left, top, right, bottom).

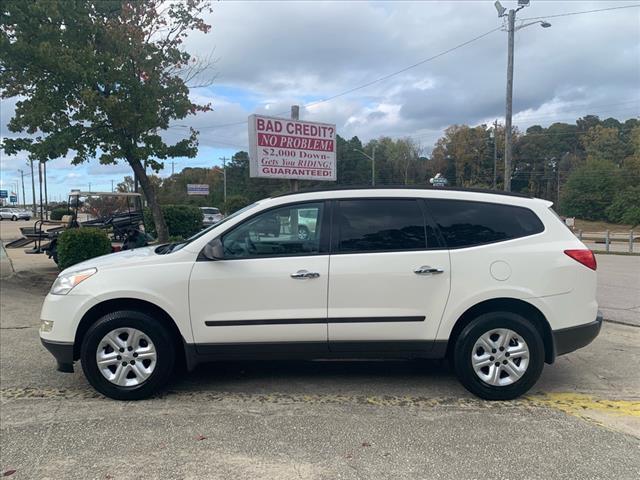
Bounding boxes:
1 220 639 479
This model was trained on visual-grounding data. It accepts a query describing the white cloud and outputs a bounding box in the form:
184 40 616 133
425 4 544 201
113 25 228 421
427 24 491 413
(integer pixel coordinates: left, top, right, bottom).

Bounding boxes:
1 0 639 197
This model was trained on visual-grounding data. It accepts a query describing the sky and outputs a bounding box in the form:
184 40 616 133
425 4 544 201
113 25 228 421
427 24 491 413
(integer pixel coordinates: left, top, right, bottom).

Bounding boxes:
1 0 639 202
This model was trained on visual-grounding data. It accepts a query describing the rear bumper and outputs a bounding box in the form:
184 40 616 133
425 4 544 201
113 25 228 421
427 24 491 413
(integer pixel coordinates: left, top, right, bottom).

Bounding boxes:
553 311 603 357
40 339 75 373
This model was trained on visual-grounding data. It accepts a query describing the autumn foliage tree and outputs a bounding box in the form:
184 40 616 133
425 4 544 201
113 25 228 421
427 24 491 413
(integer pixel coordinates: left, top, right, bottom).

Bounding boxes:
0 0 213 241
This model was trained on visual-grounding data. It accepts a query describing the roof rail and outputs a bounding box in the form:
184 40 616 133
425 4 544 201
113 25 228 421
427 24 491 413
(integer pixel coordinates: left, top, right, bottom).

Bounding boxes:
272 185 533 199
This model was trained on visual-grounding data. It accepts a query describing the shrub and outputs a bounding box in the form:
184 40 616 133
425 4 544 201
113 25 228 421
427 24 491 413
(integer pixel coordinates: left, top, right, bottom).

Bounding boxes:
606 186 640 226
224 195 250 214
143 205 203 239
57 228 112 270
50 208 72 221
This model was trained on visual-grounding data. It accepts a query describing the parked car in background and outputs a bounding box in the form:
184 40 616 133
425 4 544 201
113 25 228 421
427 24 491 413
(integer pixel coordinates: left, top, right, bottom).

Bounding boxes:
200 207 223 226
0 207 31 221
40 188 602 401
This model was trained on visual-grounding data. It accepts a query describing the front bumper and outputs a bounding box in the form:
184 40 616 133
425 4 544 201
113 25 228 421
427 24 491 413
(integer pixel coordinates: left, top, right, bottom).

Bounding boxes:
552 310 603 357
41 339 74 373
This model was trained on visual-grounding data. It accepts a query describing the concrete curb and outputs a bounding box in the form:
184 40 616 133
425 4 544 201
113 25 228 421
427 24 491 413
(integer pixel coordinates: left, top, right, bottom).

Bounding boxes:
603 318 640 328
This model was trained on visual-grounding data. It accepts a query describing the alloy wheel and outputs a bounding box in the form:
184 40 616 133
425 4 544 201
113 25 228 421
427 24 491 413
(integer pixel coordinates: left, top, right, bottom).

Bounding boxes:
95 328 157 387
471 328 530 387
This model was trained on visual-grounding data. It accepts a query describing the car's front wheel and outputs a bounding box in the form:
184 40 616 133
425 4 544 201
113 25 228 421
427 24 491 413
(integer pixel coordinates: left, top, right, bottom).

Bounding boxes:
453 311 544 400
81 310 176 400
11 215 17 221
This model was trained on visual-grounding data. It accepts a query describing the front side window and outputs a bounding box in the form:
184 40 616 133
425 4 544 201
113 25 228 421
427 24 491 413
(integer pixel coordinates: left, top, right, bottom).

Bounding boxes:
335 199 428 253
222 202 324 258
427 199 544 248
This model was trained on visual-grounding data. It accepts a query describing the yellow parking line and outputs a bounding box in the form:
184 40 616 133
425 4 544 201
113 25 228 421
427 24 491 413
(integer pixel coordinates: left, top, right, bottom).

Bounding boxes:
527 392 640 417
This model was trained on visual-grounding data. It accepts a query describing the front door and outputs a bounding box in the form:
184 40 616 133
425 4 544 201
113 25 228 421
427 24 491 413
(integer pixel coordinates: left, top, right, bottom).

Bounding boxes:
189 201 329 348
327 198 451 351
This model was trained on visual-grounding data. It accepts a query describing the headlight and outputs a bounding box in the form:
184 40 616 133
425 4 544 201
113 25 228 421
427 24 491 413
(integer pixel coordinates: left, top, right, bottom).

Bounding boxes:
50 268 97 295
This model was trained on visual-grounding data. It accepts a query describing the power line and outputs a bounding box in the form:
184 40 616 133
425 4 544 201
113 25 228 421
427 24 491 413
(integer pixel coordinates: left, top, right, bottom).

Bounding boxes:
191 26 502 131
520 4 640 21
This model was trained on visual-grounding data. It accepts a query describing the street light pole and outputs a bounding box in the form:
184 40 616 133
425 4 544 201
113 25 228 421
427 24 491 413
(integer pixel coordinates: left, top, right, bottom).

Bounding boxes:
354 146 376 186
219 157 228 205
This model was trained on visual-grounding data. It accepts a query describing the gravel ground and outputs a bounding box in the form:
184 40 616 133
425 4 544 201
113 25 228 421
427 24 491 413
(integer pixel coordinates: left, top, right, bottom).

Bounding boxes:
1 274 639 479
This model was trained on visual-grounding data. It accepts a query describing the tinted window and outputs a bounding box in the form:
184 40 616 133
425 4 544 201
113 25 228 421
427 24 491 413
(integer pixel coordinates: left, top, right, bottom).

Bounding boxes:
335 199 429 253
427 199 544 248
222 202 324 258
202 208 220 215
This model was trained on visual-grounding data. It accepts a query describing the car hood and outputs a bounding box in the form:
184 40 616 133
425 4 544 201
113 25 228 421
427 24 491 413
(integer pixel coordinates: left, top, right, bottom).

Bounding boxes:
59 246 160 275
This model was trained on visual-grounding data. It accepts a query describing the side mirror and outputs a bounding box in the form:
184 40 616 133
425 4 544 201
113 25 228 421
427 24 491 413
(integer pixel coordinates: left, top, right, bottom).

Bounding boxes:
202 237 224 260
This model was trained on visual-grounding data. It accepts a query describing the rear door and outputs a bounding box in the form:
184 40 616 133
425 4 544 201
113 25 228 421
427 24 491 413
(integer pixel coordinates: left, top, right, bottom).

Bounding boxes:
327 198 451 351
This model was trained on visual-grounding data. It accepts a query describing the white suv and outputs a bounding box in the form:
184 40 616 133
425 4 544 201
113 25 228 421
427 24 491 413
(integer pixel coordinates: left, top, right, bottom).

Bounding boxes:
40 188 601 400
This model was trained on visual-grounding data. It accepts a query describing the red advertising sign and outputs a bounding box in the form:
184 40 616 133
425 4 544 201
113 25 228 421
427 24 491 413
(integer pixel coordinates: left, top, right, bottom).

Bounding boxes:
248 114 337 181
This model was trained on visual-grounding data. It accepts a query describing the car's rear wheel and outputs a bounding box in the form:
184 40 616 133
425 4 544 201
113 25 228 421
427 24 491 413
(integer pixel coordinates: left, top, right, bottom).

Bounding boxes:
11 215 17 221
453 311 544 400
81 310 176 400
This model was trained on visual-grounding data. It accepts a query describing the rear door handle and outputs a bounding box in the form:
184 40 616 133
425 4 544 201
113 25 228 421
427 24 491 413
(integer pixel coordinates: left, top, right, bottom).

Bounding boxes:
414 266 444 275
291 269 320 279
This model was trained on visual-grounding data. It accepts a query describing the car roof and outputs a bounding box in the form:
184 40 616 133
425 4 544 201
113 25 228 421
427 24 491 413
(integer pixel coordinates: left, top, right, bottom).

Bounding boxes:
266 186 550 209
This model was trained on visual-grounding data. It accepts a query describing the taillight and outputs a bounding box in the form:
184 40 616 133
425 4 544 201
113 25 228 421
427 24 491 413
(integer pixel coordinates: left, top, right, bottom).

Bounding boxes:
564 249 597 270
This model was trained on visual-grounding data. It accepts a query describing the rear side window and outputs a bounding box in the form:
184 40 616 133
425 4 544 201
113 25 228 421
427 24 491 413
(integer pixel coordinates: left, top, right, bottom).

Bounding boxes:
335 199 431 253
427 199 544 248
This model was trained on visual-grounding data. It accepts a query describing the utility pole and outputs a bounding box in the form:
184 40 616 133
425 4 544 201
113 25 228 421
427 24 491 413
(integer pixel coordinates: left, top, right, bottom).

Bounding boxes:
38 161 44 220
219 157 228 206
290 105 300 192
495 1 551 192
18 169 26 208
43 161 49 219
371 145 376 186
493 120 498 189
171 161 175 176
29 159 36 216
111 179 114 192
504 8 515 192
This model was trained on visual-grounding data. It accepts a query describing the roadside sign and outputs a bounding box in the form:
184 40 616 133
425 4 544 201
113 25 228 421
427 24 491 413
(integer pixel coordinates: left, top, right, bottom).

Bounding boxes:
248 114 336 181
10 195 17 203
187 184 209 196
0 190 7 198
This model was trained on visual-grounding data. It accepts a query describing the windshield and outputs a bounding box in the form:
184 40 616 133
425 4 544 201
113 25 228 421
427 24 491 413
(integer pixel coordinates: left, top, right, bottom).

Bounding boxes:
202 208 220 215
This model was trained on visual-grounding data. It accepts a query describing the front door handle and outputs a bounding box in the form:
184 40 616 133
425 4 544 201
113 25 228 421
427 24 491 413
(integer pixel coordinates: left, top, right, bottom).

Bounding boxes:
291 269 320 279
414 266 444 275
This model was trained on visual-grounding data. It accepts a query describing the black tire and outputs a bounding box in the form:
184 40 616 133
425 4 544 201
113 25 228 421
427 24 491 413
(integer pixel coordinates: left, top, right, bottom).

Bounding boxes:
81 310 176 400
453 311 544 400
297 225 310 240
12 215 17 221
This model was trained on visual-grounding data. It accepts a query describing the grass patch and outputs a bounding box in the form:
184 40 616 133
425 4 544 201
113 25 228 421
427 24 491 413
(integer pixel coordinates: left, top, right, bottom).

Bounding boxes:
592 250 640 256
573 219 636 233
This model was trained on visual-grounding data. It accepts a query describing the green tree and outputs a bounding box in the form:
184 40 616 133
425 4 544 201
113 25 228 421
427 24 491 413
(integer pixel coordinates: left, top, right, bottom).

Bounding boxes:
224 195 250 214
560 160 621 220
606 186 640 226
581 125 627 165
1 0 213 242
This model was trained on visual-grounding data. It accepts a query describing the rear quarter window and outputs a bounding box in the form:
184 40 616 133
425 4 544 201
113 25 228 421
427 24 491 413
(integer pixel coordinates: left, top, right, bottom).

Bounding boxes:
426 199 544 248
